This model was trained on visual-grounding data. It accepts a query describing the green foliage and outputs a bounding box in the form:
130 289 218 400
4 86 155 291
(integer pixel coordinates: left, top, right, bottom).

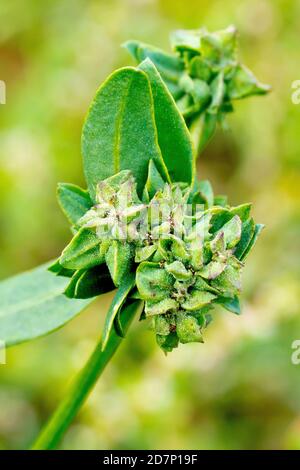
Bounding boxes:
0 18 270 450
124 25 270 152
133 182 261 352
57 183 93 228
0 23 265 373
81 67 169 200
0 263 93 346
101 272 136 350
139 59 194 184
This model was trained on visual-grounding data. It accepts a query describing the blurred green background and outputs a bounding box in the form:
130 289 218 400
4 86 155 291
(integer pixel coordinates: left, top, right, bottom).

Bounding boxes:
0 0 300 450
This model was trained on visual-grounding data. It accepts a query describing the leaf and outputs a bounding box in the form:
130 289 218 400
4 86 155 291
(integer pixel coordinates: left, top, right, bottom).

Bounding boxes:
123 40 184 98
210 72 225 112
240 223 264 261
165 260 191 280
0 262 93 347
101 272 136 350
227 64 270 100
57 183 92 226
60 228 104 270
211 264 241 297
209 207 232 232
234 218 255 260
139 59 195 185
145 298 178 316
216 295 241 315
156 331 179 353
145 159 166 199
176 314 204 344
219 215 242 249
170 29 202 53
198 180 214 208
214 195 228 207
190 112 218 154
105 241 134 287
181 289 216 311
82 66 169 200
48 259 74 278
65 265 115 299
199 260 226 280
135 244 157 263
230 203 252 222
136 262 174 301
64 270 84 298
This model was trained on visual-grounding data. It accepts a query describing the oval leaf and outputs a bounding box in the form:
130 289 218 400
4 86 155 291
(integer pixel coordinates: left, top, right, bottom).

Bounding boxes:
139 59 195 185
60 228 104 270
0 262 93 347
82 67 169 200
57 183 92 226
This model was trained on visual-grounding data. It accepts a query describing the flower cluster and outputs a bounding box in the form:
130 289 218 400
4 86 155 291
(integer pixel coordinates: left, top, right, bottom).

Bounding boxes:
53 170 263 352
170 25 270 121
124 25 270 150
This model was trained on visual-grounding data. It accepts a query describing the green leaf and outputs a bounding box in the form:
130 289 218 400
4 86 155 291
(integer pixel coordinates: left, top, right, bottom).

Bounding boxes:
190 112 218 154
209 207 232 232
211 264 241 297
176 313 204 344
57 183 92 226
145 159 166 199
82 66 169 200
170 29 202 53
48 259 74 278
101 273 136 350
219 215 242 249
60 228 104 270
135 244 157 263
136 262 174 301
230 203 252 222
68 265 114 299
0 262 93 347
227 64 271 100
139 59 195 185
216 295 241 315
105 241 134 287
210 72 225 112
234 218 255 260
145 298 178 316
240 223 264 261
123 40 184 98
198 180 214 208
181 289 216 311
64 270 84 298
156 331 179 353
199 260 226 280
165 260 191 280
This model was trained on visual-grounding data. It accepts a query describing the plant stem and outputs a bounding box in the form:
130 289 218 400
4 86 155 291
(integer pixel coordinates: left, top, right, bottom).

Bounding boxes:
31 300 142 450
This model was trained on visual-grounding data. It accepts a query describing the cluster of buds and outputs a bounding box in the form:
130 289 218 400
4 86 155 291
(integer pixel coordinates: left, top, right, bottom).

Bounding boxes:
54 170 262 352
170 25 270 120
134 181 261 352
124 25 270 151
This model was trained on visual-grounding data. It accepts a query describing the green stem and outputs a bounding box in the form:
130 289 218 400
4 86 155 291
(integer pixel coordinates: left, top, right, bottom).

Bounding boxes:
31 300 142 450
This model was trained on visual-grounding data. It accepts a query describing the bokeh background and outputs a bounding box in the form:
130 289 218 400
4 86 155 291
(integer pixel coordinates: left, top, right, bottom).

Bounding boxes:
0 0 300 450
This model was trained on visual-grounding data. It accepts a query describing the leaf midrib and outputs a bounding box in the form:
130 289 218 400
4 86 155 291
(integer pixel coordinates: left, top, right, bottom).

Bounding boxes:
113 74 134 174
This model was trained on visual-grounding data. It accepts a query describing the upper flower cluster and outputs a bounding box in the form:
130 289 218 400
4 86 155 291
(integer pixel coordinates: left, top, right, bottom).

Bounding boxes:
124 25 270 151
